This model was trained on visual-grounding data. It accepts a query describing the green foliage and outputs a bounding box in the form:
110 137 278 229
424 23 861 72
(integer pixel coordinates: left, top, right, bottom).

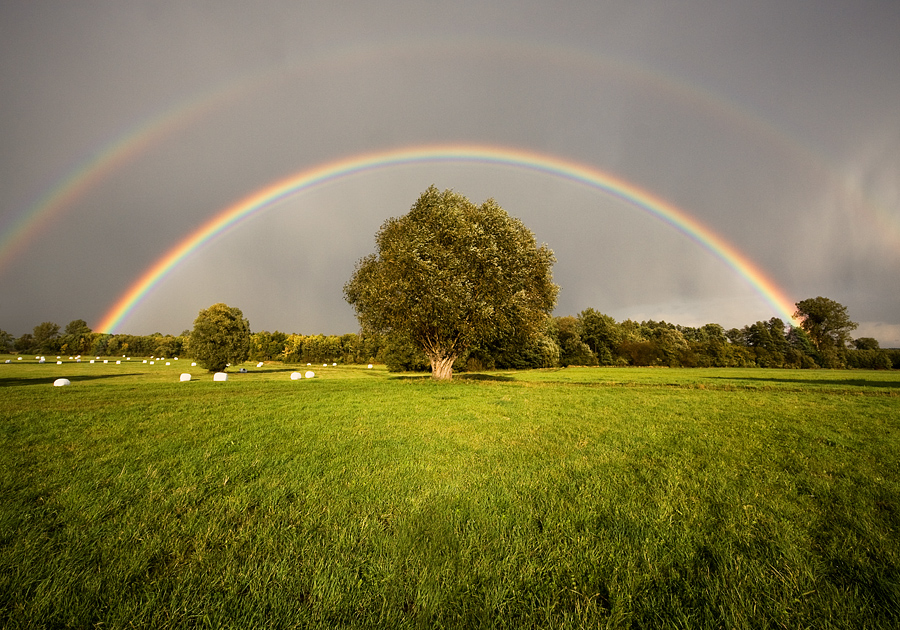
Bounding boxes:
380 333 431 372
578 308 621 365
345 186 558 379
185 303 250 372
0 329 12 352
557 316 598 366
31 321 60 353
795 296 858 351
249 330 288 361
853 337 880 350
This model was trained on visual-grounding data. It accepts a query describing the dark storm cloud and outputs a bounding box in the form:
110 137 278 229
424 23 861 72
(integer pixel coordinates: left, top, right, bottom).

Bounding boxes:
1 0 898 345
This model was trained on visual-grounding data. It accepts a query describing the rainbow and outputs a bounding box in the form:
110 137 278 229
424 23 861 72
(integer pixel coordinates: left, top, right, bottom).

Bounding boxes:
6 39 894 281
95 144 798 333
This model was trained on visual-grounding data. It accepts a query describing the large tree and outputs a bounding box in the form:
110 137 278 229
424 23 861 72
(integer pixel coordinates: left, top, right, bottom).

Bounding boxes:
344 186 558 380
793 297 858 351
185 303 250 372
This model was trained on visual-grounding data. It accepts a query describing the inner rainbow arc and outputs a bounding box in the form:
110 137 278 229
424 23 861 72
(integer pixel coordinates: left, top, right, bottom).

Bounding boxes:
94 144 799 333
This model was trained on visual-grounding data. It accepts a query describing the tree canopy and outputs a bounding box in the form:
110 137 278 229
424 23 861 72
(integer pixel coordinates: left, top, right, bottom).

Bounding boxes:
344 186 558 379
185 303 250 372
794 296 858 351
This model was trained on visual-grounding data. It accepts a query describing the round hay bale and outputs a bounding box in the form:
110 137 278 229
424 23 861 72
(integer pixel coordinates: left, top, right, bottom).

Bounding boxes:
179 373 191 382
53 378 71 387
213 372 228 382
305 371 315 379
116 360 121 365
89 360 95 364
367 364 373 369
257 362 264 368
56 360 62 365
290 372 303 380
191 362 197 367
165 362 171 366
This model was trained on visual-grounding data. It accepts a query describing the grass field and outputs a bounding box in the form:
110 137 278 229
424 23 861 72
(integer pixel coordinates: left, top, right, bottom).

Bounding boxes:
1 357 898 628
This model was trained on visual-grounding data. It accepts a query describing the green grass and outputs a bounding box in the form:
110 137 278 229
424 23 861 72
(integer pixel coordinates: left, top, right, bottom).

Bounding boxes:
1 357 898 628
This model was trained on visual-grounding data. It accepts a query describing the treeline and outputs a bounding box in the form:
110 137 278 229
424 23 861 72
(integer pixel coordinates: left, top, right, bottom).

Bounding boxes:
4 309 897 370
1 320 188 359
376 309 898 372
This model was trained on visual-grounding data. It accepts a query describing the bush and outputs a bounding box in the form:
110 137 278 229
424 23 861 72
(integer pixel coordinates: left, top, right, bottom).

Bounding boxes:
185 303 250 372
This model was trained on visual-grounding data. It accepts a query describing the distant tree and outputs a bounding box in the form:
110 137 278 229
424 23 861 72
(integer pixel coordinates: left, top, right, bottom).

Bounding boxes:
555 316 598 366
62 319 92 355
0 329 13 352
185 303 250 372
853 337 880 351
794 297 857 351
250 331 288 362
154 335 182 358
577 309 621 365
344 186 558 380
32 322 61 353
15 333 34 353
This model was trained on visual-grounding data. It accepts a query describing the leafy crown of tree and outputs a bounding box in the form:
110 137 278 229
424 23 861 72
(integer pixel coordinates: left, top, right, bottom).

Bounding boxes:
185 303 251 372
344 186 558 379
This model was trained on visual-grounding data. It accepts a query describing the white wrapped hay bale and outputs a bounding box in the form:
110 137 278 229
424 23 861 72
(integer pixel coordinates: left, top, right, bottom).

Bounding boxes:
213 372 228 382
290 372 303 380
305 371 315 379
179 373 191 382
53 378 70 387
257 362 264 368
368 364 373 369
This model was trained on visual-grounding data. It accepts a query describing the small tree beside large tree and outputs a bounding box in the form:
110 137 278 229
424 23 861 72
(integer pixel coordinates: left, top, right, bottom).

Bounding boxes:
185 303 251 372
344 186 558 380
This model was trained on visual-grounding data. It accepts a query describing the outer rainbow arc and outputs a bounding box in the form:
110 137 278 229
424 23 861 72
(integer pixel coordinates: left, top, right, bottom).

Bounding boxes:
95 144 799 333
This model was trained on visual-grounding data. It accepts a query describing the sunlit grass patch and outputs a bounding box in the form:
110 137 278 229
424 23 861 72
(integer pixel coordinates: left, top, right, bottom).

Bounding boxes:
1 361 898 628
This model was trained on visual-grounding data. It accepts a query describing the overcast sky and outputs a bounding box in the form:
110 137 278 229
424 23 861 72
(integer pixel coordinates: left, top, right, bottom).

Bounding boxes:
2 0 898 345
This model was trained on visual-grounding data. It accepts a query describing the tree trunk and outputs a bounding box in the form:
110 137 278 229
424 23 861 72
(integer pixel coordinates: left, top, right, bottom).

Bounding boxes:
429 354 456 380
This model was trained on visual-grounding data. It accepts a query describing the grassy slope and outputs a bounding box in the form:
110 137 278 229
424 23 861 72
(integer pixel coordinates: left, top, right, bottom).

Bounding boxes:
1 359 898 629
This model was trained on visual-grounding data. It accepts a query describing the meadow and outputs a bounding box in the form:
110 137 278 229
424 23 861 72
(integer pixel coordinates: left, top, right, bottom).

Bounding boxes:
1 357 898 629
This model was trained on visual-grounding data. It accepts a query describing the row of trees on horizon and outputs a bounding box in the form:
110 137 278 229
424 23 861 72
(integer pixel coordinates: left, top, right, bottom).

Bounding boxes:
3 301 897 372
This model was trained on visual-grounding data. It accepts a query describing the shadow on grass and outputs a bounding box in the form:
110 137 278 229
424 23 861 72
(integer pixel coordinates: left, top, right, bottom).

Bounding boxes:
0 373 144 387
388 373 516 382
456 373 516 382
713 376 900 389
